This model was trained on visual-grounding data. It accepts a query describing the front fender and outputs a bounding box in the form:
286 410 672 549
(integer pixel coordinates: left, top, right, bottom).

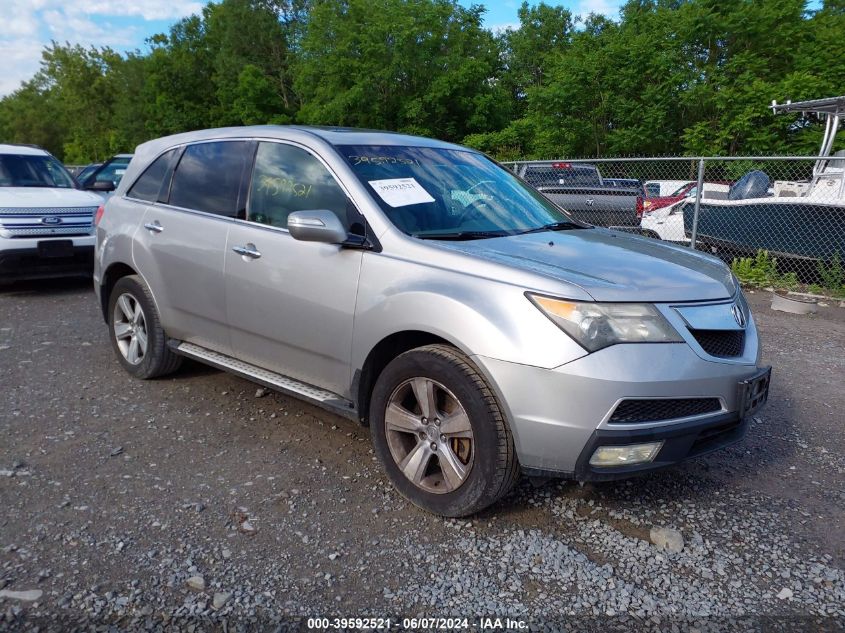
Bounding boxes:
350 254 587 376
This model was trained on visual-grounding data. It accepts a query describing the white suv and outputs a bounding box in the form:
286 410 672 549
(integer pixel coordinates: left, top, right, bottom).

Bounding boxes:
0 144 103 283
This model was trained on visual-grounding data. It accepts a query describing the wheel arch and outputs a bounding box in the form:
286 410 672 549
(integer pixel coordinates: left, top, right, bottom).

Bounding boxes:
354 330 459 426
99 262 137 322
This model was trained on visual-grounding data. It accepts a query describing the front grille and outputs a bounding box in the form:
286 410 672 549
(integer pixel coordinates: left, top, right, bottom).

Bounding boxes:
689 329 745 357
0 206 99 215
0 206 96 238
609 398 722 423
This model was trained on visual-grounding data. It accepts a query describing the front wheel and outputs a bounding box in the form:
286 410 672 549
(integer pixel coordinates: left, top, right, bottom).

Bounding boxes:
370 344 519 516
107 275 182 379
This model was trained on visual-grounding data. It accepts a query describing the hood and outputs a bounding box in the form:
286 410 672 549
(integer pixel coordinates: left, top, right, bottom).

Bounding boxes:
0 187 103 208
435 228 735 302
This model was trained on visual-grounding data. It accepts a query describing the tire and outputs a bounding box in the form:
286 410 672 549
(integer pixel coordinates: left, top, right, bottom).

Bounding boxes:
370 344 519 517
107 274 182 379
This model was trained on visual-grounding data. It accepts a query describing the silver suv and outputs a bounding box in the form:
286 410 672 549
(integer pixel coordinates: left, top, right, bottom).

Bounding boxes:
94 126 770 516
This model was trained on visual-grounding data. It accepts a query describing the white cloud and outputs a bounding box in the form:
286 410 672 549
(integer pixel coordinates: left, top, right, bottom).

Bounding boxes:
572 0 622 19
489 21 521 34
42 10 139 48
0 0 201 97
0 39 45 96
68 0 204 21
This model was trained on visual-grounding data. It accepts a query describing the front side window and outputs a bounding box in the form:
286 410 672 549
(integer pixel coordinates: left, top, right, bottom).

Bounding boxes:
247 142 349 229
0 154 75 188
127 149 179 203
169 141 253 217
87 156 132 188
339 145 577 239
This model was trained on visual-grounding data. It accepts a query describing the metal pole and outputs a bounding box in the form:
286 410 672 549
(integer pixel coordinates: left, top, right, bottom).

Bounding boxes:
689 158 706 250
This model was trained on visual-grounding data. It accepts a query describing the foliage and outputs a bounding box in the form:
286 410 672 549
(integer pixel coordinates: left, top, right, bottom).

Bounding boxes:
294 0 507 141
1 0 844 162
731 250 799 290
811 252 845 297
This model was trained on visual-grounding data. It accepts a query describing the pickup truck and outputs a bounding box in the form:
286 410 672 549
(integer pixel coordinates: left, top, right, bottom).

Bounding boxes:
515 162 642 229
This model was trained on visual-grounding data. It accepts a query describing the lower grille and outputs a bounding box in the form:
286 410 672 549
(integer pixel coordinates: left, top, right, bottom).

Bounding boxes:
609 398 722 423
689 329 745 357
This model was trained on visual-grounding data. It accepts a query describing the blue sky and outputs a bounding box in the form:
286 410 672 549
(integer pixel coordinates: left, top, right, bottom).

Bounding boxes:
0 0 627 97
467 0 623 31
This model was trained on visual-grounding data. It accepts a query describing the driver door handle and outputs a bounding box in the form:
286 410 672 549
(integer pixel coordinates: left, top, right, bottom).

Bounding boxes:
232 243 261 259
144 221 164 233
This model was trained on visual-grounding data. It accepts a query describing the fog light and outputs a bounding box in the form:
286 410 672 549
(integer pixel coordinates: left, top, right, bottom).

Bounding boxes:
589 441 663 467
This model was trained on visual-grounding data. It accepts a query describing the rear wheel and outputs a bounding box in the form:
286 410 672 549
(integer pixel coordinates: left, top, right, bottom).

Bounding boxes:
370 344 519 516
107 275 181 379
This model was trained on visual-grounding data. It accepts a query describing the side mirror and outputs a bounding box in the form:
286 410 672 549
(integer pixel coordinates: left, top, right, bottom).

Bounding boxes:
287 210 348 244
89 180 116 192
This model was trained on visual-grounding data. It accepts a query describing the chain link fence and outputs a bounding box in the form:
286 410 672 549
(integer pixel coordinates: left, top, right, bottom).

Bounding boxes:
503 156 845 292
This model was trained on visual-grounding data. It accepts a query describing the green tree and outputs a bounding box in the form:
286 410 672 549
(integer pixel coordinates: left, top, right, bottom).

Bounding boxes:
144 15 217 137
294 0 507 141
204 0 306 126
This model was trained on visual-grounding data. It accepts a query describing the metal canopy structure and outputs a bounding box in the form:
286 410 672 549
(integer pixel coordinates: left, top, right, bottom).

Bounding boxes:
771 96 845 180
771 95 845 116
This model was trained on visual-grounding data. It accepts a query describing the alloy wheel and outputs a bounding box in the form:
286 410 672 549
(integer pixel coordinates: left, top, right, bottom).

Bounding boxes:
112 292 148 365
384 377 474 494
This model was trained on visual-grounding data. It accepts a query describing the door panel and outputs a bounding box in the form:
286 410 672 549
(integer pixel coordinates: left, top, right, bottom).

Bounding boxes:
224 224 362 395
133 206 231 353
129 140 254 355
224 140 363 396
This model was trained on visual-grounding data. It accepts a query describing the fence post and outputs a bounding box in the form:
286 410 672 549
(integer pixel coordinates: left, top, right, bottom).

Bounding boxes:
689 158 705 250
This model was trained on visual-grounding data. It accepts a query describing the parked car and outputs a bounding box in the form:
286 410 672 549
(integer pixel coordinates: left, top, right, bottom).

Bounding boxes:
78 154 133 195
95 127 770 516
644 179 691 198
604 177 642 190
515 162 643 228
642 181 731 214
641 183 731 242
0 144 103 283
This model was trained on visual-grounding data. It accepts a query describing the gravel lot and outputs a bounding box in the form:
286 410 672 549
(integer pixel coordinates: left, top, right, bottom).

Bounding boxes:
1 280 844 630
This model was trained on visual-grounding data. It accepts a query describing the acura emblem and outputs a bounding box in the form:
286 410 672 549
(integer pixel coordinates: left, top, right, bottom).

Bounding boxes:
731 303 746 328
41 216 61 225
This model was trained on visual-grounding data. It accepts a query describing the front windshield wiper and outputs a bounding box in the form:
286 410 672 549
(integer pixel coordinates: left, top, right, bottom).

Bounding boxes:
413 230 510 241
515 222 587 235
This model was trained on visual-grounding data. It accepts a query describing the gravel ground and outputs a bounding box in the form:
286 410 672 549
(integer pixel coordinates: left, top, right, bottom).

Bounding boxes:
0 280 843 631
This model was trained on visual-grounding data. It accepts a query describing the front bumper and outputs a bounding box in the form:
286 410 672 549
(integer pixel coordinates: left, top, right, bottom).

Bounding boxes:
0 235 95 282
473 342 768 479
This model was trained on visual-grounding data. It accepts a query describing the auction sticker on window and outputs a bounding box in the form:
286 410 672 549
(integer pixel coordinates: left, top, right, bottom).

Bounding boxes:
368 178 435 207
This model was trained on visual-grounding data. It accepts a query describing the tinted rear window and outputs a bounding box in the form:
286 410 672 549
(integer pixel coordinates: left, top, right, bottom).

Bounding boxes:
169 141 254 217
523 165 602 188
127 149 178 203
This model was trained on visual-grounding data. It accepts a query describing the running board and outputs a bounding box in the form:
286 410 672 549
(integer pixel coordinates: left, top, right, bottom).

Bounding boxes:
170 341 358 420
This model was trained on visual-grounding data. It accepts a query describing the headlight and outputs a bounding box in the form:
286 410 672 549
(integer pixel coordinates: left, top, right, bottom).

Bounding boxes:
527 294 683 352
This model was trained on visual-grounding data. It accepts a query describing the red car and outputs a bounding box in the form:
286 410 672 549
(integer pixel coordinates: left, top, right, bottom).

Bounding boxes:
641 181 733 216
642 182 695 214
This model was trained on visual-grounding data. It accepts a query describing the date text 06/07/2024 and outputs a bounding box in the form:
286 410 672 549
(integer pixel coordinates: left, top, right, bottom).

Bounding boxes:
306 617 528 630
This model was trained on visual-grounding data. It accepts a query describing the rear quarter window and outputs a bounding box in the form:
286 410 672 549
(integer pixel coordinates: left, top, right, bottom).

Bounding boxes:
126 149 179 203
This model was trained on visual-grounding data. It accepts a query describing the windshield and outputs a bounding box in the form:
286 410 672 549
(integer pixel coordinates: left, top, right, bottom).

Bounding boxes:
339 145 578 239
0 154 75 188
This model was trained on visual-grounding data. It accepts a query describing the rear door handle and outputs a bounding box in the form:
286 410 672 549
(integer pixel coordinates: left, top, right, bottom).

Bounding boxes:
232 243 261 259
144 221 164 234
